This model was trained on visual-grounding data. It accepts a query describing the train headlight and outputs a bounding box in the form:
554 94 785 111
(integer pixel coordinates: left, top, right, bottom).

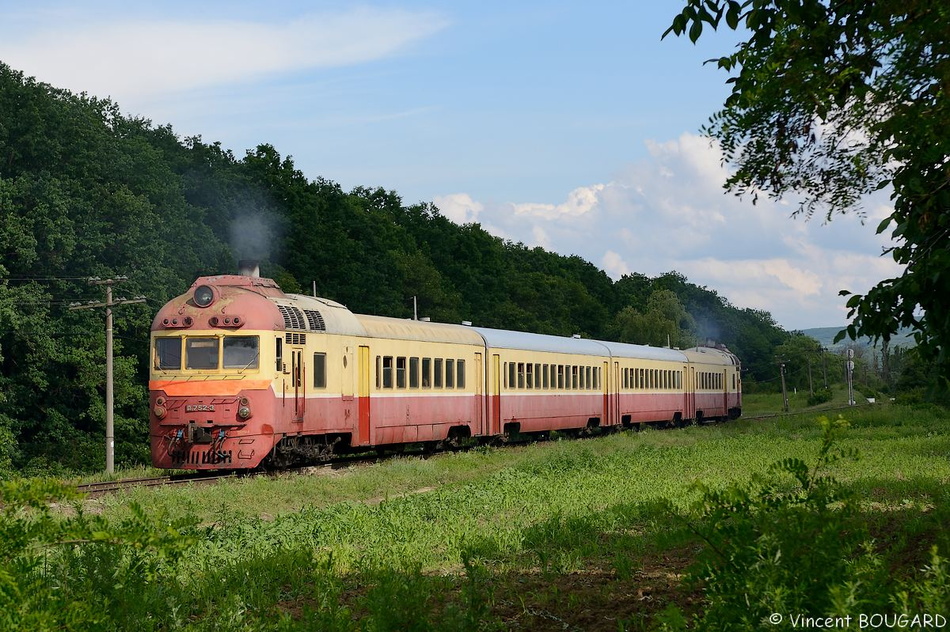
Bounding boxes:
237 397 252 420
194 285 215 307
153 396 167 419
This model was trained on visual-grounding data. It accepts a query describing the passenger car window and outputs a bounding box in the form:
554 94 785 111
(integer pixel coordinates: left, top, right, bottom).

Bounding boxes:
313 353 327 388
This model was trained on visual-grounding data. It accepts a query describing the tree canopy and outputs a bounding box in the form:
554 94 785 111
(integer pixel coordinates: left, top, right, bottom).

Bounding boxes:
664 0 950 371
0 60 799 475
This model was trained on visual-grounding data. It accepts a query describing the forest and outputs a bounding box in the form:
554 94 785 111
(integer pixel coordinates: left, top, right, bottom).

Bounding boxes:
0 61 930 476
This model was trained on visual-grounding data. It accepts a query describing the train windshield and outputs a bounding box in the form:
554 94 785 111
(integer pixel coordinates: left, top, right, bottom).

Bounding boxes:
223 336 259 370
186 338 219 369
153 335 260 371
154 338 182 370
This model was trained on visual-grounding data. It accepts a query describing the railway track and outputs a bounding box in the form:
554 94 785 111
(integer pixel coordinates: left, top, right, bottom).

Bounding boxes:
76 472 241 497
76 404 864 497
74 452 386 497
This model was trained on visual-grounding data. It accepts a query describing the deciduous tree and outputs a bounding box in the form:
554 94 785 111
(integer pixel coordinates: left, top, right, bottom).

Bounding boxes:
665 0 950 370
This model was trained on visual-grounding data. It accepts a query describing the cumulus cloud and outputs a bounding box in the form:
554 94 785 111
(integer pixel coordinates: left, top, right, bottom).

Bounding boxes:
601 251 631 278
436 132 904 330
432 193 483 225
0 7 449 105
511 184 606 220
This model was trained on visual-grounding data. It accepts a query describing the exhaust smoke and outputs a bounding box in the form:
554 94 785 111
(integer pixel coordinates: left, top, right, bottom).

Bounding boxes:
230 211 280 277
238 260 261 278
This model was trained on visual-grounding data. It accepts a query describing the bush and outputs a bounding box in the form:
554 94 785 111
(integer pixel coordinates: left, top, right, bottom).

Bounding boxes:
659 416 950 630
807 387 833 406
0 478 196 631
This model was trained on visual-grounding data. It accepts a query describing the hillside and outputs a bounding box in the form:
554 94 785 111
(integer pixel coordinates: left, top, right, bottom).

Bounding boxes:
0 61 793 475
801 326 917 351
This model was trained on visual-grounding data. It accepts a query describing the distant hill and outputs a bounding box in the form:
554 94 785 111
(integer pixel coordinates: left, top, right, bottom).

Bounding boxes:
800 327 917 351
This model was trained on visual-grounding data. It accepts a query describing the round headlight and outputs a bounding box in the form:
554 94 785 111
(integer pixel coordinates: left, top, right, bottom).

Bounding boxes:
194 285 215 307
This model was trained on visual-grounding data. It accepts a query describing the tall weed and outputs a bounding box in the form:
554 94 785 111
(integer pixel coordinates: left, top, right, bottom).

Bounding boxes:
663 415 949 630
671 417 876 628
0 478 196 631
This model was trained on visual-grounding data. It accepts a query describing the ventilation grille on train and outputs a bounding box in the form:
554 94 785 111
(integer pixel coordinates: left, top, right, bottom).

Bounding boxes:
286 332 307 345
278 305 306 330
304 309 326 331
278 304 326 332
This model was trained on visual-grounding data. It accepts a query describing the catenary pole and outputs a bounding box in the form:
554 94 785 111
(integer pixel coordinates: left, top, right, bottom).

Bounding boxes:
69 277 146 474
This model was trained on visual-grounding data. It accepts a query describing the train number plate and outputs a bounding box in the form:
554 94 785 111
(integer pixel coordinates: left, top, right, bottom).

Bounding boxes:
185 404 215 412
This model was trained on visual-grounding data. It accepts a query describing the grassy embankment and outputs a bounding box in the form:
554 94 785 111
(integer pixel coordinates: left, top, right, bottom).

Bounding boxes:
9 394 950 630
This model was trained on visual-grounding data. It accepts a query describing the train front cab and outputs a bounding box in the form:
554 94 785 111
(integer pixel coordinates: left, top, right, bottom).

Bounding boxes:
149 275 292 469
150 326 280 469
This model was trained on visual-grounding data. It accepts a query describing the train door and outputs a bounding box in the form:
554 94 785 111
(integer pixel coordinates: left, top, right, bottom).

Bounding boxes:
474 353 484 435
490 354 501 436
722 369 728 417
684 365 695 421
613 361 621 428
342 346 354 401
603 361 611 426
290 347 305 421
357 345 371 446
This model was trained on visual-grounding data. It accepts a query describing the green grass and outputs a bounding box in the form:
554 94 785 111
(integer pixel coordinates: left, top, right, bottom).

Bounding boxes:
741 384 857 415
6 399 950 630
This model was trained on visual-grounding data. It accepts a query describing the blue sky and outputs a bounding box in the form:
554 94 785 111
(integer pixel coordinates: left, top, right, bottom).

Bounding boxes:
0 1 902 330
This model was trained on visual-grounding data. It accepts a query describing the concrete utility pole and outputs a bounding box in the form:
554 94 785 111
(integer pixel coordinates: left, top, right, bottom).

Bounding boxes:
779 361 789 413
70 277 146 474
846 348 856 406
821 346 828 388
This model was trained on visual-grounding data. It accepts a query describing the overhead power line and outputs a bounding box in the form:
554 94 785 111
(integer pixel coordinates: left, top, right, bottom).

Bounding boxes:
2 276 99 282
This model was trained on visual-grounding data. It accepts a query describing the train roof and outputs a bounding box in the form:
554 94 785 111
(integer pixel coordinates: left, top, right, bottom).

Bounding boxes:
595 340 689 363
356 314 486 345
276 294 367 336
166 275 741 370
681 346 741 366
468 326 610 356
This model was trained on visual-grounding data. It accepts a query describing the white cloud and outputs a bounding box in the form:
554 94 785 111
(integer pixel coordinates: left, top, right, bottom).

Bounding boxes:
531 225 552 250
681 258 824 298
601 251 631 278
511 184 605 220
0 7 449 105
432 193 483 224
435 132 904 330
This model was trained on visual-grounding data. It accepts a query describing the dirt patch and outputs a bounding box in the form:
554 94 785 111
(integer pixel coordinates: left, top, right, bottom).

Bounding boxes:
487 549 702 631
274 546 703 630
363 486 438 506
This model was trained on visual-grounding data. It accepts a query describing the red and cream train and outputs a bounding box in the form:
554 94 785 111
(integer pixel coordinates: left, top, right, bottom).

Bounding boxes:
149 266 742 469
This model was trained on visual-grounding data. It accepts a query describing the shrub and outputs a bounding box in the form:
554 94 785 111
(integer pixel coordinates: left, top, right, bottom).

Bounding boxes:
0 478 197 631
655 415 950 630
665 417 882 629
807 387 833 406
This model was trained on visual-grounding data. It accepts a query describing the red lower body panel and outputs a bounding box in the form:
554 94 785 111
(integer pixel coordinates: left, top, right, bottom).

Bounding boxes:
150 383 741 469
